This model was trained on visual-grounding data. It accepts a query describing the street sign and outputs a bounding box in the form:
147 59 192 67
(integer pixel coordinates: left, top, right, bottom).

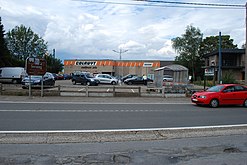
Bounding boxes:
26 57 46 75
205 68 214 76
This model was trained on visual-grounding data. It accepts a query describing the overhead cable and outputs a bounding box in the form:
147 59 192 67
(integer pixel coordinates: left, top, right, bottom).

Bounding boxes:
73 0 245 9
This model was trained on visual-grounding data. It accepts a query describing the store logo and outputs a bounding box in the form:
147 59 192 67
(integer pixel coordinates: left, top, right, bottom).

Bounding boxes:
76 61 97 66
143 63 153 67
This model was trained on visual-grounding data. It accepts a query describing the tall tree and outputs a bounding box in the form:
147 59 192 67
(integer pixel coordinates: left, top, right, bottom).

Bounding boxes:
5 25 48 62
0 17 12 67
172 25 203 81
199 35 238 55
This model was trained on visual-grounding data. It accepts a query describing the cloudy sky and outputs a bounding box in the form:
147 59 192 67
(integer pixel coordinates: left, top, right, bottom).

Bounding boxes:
0 0 246 62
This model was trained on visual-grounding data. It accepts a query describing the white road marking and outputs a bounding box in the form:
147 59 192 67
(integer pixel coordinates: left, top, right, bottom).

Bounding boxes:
78 88 85 91
1 124 247 134
131 89 135 93
0 101 191 105
0 109 165 112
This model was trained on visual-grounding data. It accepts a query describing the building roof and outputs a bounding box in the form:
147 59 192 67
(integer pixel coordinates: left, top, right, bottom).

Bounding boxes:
203 49 245 58
155 64 188 71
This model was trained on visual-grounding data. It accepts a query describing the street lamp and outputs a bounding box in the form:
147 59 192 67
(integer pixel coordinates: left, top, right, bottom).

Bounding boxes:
112 49 128 78
112 49 128 60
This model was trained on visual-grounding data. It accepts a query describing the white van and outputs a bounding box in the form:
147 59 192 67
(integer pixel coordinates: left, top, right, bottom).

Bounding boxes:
0 67 26 84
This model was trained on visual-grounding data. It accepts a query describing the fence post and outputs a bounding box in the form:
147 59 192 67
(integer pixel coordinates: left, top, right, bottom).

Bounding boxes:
58 85 61 96
0 83 2 95
86 85 89 97
138 86 141 97
113 86 116 97
162 86 165 98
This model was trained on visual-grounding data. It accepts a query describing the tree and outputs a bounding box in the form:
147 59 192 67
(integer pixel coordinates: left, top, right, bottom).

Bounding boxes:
5 25 48 63
44 54 63 73
0 17 12 67
199 35 238 55
172 25 203 81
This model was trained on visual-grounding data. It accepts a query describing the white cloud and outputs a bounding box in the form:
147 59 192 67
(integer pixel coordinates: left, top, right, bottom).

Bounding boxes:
0 0 246 61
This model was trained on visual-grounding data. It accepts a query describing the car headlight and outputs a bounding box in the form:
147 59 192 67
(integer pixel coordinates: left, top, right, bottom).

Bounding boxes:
198 95 207 99
90 78 95 82
34 80 41 83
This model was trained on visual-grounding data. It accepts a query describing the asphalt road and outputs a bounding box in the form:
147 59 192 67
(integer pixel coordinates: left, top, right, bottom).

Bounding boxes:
0 101 247 131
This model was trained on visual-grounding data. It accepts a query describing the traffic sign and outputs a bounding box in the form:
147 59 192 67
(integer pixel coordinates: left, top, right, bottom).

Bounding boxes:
26 57 46 75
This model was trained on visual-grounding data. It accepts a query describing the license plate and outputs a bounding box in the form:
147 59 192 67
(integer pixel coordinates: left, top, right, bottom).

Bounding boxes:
192 98 198 101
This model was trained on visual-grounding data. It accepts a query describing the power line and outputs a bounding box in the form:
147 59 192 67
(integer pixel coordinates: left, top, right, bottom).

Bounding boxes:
73 0 245 9
136 0 245 8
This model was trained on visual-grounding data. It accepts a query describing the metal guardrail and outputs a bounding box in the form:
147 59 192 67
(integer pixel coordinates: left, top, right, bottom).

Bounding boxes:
57 85 142 97
0 83 192 97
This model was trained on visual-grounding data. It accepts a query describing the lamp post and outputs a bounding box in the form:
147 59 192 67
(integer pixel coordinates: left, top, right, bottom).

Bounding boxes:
112 49 128 77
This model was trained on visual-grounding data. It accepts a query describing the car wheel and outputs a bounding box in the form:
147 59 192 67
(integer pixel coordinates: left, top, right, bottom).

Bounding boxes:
243 99 247 107
111 81 116 85
72 81 76 85
210 99 219 108
86 81 91 86
127 81 132 85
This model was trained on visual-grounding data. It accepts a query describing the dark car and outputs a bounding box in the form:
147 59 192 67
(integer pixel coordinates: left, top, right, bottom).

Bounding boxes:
72 72 99 86
191 84 247 108
21 72 55 89
63 74 72 80
121 74 137 82
124 76 153 85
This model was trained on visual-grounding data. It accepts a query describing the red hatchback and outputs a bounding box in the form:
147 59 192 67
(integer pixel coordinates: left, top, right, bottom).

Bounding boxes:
191 84 247 108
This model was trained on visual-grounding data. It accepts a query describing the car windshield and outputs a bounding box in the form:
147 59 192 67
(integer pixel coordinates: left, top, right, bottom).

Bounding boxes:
206 85 224 92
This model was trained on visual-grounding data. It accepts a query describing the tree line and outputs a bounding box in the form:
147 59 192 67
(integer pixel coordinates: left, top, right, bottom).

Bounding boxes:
1 16 240 79
0 17 63 73
172 25 240 81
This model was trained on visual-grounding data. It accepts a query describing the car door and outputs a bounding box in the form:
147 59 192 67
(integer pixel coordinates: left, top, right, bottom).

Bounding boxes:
104 75 112 84
221 86 238 105
80 74 86 84
135 77 143 84
234 85 247 104
97 75 108 84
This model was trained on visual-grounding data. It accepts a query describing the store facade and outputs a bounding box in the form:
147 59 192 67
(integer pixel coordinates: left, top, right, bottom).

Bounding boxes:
64 59 174 79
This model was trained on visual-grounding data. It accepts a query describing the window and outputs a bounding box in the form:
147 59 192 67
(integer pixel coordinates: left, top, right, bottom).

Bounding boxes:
223 86 235 93
234 85 247 91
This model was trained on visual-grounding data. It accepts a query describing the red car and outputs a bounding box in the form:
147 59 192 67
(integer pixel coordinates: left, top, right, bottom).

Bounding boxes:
191 84 247 108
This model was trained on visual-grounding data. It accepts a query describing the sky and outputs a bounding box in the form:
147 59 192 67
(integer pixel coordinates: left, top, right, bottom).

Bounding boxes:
0 0 246 62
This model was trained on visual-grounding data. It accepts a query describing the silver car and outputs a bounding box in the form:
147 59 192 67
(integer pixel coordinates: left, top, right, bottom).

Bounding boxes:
163 75 173 82
94 74 118 85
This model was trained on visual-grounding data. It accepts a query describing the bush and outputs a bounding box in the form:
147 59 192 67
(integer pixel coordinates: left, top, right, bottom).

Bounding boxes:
222 71 237 84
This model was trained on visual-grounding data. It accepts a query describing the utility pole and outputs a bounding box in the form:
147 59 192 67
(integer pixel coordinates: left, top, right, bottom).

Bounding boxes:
218 32 222 84
245 2 247 84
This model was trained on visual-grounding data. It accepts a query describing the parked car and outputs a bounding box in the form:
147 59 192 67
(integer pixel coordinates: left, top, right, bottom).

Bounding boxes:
121 74 137 82
163 75 173 82
63 74 72 80
0 67 26 84
71 72 99 86
124 76 153 85
21 72 55 89
94 74 118 85
191 84 247 108
56 74 64 80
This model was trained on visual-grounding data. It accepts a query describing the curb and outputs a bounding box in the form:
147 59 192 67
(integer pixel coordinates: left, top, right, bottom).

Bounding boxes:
1 125 247 144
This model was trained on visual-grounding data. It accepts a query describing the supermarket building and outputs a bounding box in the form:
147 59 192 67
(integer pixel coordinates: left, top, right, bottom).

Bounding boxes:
64 59 174 78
